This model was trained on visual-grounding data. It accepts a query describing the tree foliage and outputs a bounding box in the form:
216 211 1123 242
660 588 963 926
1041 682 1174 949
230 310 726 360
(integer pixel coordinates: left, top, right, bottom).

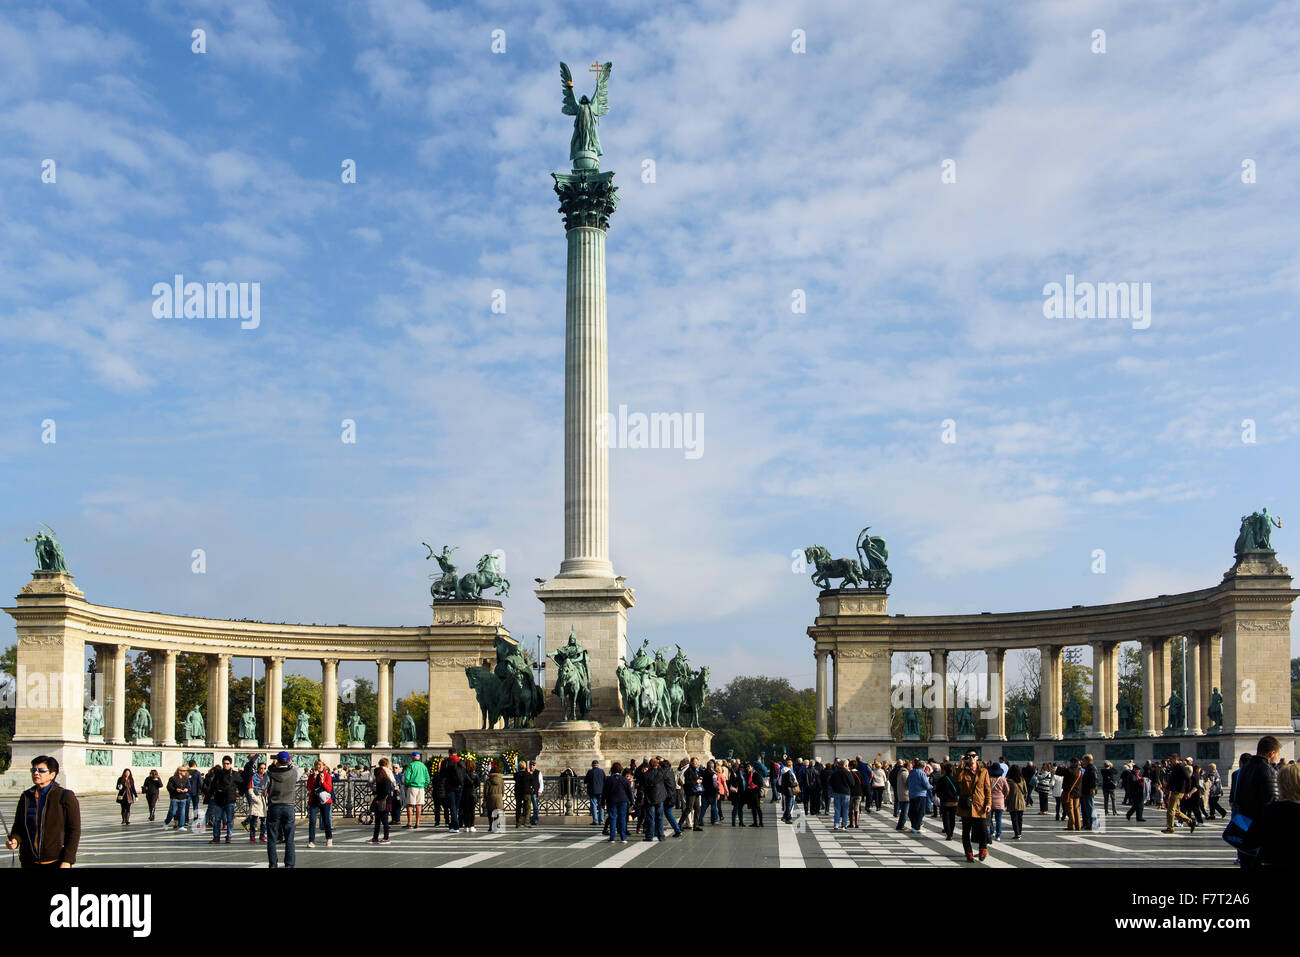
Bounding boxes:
701 676 814 760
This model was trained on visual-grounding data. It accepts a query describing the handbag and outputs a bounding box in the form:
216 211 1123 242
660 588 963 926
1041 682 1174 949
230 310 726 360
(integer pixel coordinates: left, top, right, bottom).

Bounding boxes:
1221 812 1255 849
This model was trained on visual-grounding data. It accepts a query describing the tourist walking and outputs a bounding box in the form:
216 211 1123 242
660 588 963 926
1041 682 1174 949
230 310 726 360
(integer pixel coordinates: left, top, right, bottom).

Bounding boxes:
829 759 852 830
440 752 466 832
684 757 704 831
207 755 240 844
585 760 606 826
1006 764 1027 839
955 752 991 862
186 760 203 831
368 757 395 845
1101 760 1118 815
402 752 429 830
906 759 930 834
870 762 886 811
1232 736 1281 868
1080 754 1098 830
892 759 910 830
306 759 334 848
482 760 505 830
513 760 536 828
1161 757 1197 835
643 758 668 840
141 769 163 821
1033 764 1052 814
1060 757 1083 830
264 751 298 867
461 757 481 832
5 755 80 869
1253 762 1299 869
245 761 267 842
934 761 960 840
988 763 1007 841
165 765 190 830
115 768 137 825
605 763 632 842
1206 763 1227 819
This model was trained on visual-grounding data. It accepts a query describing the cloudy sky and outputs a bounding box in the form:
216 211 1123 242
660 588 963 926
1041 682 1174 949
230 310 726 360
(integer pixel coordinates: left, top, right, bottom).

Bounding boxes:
1 0 1296 696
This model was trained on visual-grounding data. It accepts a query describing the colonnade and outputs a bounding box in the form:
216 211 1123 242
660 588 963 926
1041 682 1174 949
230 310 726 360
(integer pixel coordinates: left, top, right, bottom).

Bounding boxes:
814 631 1224 742
88 645 448 750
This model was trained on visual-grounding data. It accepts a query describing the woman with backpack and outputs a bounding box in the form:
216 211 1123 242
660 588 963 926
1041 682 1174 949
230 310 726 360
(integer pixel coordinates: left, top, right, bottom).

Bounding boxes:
988 763 1008 841
115 768 137 825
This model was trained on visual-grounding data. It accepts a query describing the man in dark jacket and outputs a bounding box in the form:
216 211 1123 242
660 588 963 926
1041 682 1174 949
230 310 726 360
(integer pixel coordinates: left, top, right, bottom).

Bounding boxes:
682 758 704 831
208 755 241 844
512 762 535 828
1233 735 1281 869
263 751 298 868
6 755 79 868
1101 761 1118 815
1161 757 1196 835
642 760 668 841
660 759 683 837
441 753 466 832
584 760 606 826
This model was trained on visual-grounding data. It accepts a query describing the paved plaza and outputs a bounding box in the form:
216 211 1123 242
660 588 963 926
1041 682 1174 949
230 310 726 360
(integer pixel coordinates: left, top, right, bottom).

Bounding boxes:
68 796 1238 869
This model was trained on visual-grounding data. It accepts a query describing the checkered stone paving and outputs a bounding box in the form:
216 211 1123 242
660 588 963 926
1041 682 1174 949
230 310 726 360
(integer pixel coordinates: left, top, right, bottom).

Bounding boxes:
61 797 1239 868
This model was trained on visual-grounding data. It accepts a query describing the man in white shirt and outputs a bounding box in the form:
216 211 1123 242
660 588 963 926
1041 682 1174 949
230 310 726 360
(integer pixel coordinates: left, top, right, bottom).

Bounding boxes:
531 762 544 825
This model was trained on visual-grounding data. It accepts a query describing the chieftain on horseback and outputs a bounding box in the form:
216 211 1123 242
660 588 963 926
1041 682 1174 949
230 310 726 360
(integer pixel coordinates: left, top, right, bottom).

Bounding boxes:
464 635 545 729
615 638 710 728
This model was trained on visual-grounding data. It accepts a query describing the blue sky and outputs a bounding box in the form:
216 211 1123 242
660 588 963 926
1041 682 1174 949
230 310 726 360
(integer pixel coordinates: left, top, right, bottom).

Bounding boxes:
1 0 1297 697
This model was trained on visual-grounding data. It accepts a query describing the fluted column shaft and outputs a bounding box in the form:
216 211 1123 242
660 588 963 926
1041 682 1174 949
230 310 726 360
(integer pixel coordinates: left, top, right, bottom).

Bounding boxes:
426 657 439 742
1186 634 1202 734
814 651 828 737
376 659 392 748
559 225 614 577
930 649 948 740
321 659 338 749
1039 644 1062 738
986 647 1006 740
264 657 284 748
160 649 177 746
108 645 127 744
1141 639 1157 736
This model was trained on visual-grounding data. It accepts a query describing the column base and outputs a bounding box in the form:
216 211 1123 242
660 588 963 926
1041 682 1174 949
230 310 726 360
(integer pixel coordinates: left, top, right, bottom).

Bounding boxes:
556 558 616 578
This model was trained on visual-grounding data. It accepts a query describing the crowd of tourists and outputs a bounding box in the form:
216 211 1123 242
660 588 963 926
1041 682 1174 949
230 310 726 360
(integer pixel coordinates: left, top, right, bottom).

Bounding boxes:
4 734 1296 869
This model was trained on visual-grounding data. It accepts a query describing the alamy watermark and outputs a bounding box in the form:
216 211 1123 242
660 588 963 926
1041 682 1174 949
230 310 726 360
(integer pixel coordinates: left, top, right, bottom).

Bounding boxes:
152 274 260 329
599 404 703 460
1042 274 1151 329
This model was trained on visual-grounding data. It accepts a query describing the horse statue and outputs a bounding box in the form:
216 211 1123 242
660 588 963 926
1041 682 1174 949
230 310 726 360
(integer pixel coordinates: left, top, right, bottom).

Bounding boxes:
457 553 510 600
637 671 668 727
803 544 865 590
552 654 587 721
681 665 710 727
424 542 459 600
617 661 642 728
465 666 505 729
665 646 692 726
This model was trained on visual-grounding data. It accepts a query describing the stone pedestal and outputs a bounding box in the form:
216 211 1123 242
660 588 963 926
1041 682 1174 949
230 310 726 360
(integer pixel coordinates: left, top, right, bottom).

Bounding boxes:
86 734 104 744
537 720 604 772
955 733 976 742
426 600 509 750
535 579 634 728
185 738 205 748
399 740 418 749
451 724 714 775
347 741 365 749
133 737 154 747
238 739 258 749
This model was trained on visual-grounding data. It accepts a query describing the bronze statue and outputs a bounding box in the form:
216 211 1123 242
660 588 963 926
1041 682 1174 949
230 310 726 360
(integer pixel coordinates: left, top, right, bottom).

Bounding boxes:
560 61 611 169
1207 687 1224 732
24 524 68 573
1234 508 1282 553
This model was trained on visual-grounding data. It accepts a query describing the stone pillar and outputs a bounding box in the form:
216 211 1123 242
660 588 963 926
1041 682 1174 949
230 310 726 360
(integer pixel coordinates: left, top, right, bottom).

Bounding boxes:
814 650 828 737
159 649 178 746
1091 640 1110 738
1185 633 1203 735
1140 639 1157 736
205 654 220 745
92 645 107 709
985 647 1006 740
321 658 338 749
426 656 440 744
930 649 948 740
264 657 284 749
376 658 392 748
1039 644 1062 739
213 654 230 747
1156 637 1172 730
831 650 841 741
1200 632 1220 727
553 167 618 579
107 645 127 744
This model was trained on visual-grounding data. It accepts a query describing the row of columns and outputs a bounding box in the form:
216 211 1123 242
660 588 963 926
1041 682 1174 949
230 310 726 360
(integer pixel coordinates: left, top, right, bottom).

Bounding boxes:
90 647 432 750
813 634 1221 741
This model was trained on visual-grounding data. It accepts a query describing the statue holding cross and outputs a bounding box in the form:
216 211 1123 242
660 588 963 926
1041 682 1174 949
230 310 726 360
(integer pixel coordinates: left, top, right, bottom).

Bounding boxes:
559 60 611 170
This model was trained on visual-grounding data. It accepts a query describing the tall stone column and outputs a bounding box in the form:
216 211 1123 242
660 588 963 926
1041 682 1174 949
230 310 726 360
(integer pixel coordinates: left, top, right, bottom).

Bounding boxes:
264 657 284 749
1039 644 1062 739
930 649 948 740
1185 633 1203 735
1156 637 1172 730
831 651 841 744
321 658 338 749
108 645 127 744
92 645 107 708
376 658 392 748
1140 639 1157 736
426 657 439 745
814 650 828 738
985 647 1006 740
213 654 230 747
205 654 220 745
1091 640 1110 737
159 649 178 746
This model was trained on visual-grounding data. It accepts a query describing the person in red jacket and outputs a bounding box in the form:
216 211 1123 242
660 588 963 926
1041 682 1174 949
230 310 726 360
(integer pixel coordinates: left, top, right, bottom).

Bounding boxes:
306 758 334 848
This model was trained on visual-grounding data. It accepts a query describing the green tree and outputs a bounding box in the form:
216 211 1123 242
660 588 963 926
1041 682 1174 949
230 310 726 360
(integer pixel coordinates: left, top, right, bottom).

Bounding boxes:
768 691 815 758
395 690 429 743
280 673 323 745
339 676 377 747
